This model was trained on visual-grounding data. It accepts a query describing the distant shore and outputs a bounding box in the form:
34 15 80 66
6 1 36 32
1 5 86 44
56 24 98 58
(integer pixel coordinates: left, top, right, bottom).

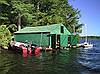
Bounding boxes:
80 36 100 40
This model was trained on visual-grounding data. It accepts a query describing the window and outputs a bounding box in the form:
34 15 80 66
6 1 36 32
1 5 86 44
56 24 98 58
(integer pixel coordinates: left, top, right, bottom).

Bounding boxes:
61 26 64 33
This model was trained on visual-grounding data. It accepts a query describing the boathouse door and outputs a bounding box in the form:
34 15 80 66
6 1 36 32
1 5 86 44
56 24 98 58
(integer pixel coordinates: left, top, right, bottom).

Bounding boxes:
56 35 60 49
51 34 56 49
68 35 71 45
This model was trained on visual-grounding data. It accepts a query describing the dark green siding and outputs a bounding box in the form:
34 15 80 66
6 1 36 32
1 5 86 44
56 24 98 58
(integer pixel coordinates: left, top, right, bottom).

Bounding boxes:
60 35 68 47
14 33 49 46
70 35 78 45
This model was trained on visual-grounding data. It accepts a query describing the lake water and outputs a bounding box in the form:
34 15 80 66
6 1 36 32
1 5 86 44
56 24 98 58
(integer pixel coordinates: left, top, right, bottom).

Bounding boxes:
0 40 100 74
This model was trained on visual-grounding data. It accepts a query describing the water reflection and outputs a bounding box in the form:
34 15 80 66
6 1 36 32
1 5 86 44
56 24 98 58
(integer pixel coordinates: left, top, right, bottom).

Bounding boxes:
1 41 100 74
0 50 16 74
0 48 81 74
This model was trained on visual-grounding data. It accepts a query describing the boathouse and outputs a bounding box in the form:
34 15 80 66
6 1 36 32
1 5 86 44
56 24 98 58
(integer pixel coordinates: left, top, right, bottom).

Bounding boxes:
14 23 77 49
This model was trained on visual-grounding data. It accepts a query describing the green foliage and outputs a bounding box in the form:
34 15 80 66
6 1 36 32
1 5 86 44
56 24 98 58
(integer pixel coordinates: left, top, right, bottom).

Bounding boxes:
0 0 8 5
0 0 9 25
75 24 84 33
0 25 11 47
8 24 17 34
21 13 33 27
11 0 35 27
12 1 35 13
0 0 82 33
30 0 82 33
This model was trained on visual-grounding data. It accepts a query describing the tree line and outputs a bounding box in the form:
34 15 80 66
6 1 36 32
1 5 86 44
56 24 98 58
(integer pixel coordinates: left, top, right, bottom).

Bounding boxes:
81 36 100 40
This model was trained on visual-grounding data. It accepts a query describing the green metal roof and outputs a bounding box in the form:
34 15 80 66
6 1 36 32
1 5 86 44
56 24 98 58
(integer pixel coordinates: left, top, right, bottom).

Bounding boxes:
14 23 71 35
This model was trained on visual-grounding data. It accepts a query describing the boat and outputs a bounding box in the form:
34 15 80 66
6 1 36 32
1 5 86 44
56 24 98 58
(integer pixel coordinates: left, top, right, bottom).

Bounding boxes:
83 42 93 48
78 24 93 48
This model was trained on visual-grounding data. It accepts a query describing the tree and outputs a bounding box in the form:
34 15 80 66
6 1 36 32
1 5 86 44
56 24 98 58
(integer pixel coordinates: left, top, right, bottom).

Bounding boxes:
0 25 11 47
0 0 9 25
75 24 84 33
10 0 35 28
7 24 17 34
30 0 81 33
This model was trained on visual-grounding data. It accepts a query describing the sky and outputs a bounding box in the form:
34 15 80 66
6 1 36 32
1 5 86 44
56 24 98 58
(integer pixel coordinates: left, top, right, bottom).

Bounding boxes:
69 0 100 36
